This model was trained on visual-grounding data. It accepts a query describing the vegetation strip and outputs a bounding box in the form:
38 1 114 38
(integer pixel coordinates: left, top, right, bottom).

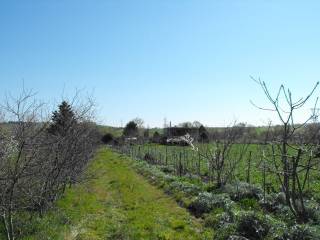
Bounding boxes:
118 145 320 240
11 148 211 240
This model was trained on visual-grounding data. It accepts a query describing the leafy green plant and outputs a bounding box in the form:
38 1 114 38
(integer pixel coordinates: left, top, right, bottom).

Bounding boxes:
239 198 260 211
224 182 263 201
236 211 270 240
278 224 320 240
166 181 202 196
189 192 234 215
204 208 233 229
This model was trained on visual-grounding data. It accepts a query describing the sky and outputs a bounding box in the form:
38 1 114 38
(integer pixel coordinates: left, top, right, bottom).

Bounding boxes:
1 0 320 127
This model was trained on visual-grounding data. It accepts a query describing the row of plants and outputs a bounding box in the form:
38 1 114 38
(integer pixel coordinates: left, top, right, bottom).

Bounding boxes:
119 150 320 240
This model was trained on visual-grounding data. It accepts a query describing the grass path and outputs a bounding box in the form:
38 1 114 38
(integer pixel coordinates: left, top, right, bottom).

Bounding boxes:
24 148 211 240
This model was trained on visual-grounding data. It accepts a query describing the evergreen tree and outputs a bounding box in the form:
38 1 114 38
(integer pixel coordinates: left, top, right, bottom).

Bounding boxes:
198 125 209 142
123 121 138 137
152 131 160 143
48 101 76 135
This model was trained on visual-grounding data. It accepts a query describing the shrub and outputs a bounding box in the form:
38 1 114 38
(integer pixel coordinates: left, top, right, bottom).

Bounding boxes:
266 216 288 240
181 173 202 184
275 204 296 223
152 131 161 143
278 224 320 240
163 174 177 183
236 211 270 240
204 208 233 229
224 182 263 201
166 181 201 197
134 161 167 182
239 198 260 211
198 125 209 143
158 165 175 174
213 223 237 240
143 153 156 163
123 121 138 137
259 192 285 212
304 199 320 223
189 192 234 216
101 133 114 144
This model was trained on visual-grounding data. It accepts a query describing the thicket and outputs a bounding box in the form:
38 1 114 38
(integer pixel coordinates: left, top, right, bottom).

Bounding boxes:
0 91 98 240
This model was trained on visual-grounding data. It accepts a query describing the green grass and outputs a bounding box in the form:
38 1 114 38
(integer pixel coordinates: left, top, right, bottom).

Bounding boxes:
97 125 123 137
16 148 211 240
128 143 320 196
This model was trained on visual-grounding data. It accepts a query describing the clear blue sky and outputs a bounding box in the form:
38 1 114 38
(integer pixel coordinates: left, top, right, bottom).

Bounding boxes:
1 1 320 127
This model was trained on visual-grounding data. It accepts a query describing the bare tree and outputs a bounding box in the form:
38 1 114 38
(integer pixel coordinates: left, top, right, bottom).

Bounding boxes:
182 123 249 187
0 90 47 240
252 78 319 222
205 123 249 187
0 90 98 240
133 117 144 128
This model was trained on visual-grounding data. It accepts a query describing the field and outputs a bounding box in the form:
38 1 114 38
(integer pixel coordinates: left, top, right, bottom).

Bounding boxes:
120 143 320 196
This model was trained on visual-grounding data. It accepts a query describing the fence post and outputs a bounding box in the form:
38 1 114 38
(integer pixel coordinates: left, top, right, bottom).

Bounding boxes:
179 152 182 177
198 151 201 177
246 151 252 184
165 147 168 166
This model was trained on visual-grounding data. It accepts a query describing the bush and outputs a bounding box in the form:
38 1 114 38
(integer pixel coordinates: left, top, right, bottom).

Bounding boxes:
158 165 175 174
275 205 296 223
204 208 233 229
266 216 288 240
123 121 138 137
166 181 201 197
181 173 202 184
143 153 156 163
224 182 263 201
259 192 285 212
236 211 270 240
189 192 234 216
304 199 320 223
277 224 320 240
134 161 167 181
152 131 161 143
213 223 237 240
239 198 260 211
163 174 177 183
101 133 114 144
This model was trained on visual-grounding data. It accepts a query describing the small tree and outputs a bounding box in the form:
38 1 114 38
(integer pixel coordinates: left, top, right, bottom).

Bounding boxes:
253 78 319 223
132 117 144 128
0 90 47 240
198 125 209 143
182 123 249 188
152 131 160 143
123 121 138 137
47 101 76 136
207 124 249 187
193 121 202 128
144 128 149 137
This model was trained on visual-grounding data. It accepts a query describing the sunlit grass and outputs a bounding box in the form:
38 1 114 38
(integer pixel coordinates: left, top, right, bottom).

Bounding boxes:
14 147 211 240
